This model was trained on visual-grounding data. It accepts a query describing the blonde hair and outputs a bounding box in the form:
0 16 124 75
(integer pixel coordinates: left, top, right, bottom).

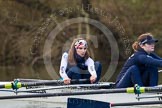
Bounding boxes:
132 33 153 52
68 38 90 65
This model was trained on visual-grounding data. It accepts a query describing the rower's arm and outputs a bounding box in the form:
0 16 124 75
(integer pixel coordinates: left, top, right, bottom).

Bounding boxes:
138 55 162 67
150 53 162 60
85 58 97 78
59 52 69 79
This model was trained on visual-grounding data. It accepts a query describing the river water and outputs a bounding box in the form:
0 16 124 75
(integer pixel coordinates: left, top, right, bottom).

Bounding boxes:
0 66 162 108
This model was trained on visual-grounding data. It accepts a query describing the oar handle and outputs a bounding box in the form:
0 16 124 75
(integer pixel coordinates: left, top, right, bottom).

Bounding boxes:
71 79 90 84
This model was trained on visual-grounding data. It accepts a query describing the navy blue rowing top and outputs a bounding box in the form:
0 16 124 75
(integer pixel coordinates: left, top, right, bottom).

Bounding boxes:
116 48 162 84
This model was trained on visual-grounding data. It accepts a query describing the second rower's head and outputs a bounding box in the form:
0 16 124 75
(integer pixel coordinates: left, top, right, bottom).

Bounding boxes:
132 33 158 53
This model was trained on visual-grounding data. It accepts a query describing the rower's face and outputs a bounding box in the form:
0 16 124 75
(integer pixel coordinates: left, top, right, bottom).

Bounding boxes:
141 43 155 53
76 45 87 57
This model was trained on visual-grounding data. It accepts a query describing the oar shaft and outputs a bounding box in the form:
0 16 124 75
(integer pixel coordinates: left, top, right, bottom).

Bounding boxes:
0 92 93 100
145 87 162 92
137 95 162 100
16 78 51 82
15 83 113 93
0 79 90 89
0 87 161 100
111 101 162 106
0 89 127 100
21 79 90 86
21 80 62 86
0 85 5 89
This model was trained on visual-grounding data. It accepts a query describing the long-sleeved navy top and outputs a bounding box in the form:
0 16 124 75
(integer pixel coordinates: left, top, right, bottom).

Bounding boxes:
116 48 162 84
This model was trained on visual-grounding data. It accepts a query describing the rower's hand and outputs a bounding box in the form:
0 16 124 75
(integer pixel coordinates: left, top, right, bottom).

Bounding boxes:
64 78 71 84
90 75 97 84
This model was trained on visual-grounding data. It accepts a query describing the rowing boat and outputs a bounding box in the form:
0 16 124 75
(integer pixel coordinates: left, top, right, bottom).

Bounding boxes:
0 79 162 108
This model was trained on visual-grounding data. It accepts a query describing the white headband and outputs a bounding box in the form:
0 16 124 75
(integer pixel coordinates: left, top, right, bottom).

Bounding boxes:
74 39 88 49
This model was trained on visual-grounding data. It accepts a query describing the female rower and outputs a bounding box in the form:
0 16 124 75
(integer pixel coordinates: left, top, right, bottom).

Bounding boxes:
116 33 162 88
59 38 102 84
